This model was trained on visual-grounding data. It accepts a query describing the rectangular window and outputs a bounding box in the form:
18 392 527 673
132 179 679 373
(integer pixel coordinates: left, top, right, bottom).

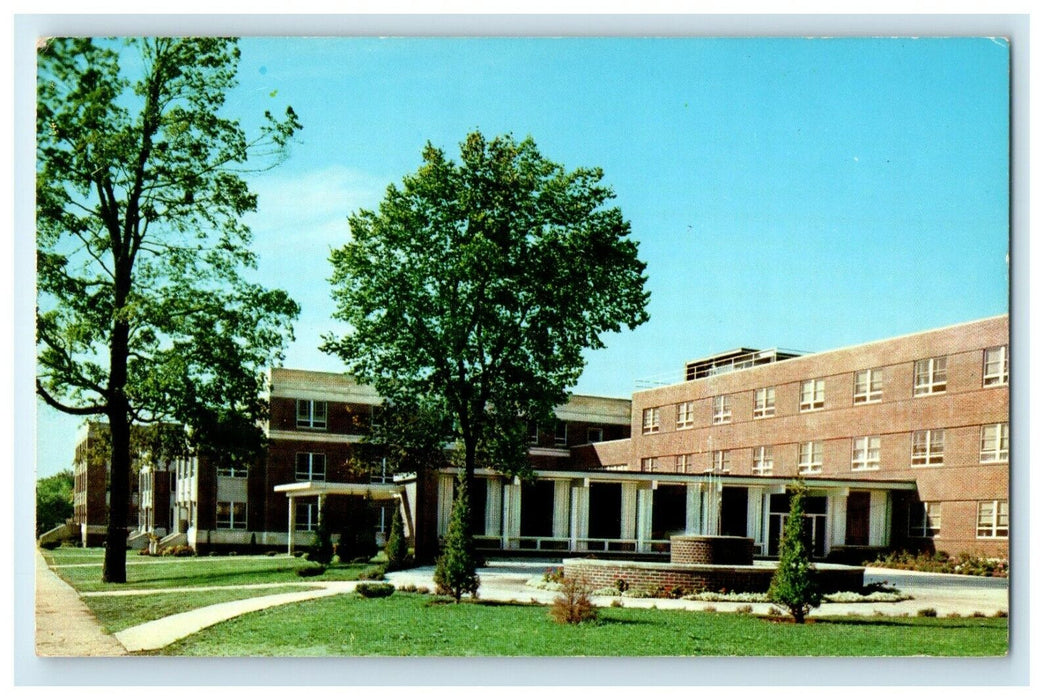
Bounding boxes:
909 502 942 537
984 346 1009 386
753 387 776 419
980 423 1009 463
554 421 568 446
911 429 945 466
854 368 883 404
977 500 1009 538
295 502 318 532
851 436 881 471
642 408 660 434
528 423 539 445
216 501 247 530
713 395 732 424
295 453 327 481
587 427 604 443
712 450 731 473
675 454 692 474
752 446 773 475
216 463 249 478
798 441 823 474
799 379 826 412
296 399 327 429
641 456 658 472
914 356 948 396
676 402 694 430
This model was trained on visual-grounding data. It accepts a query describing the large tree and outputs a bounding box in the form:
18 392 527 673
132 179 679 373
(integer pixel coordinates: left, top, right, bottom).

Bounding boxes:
36 38 301 582
323 131 649 498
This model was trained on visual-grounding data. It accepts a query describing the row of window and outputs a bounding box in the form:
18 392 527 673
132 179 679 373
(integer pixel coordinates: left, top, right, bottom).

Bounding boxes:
640 423 1009 475
214 500 323 532
643 346 1008 433
214 452 329 481
528 422 606 446
909 500 1009 539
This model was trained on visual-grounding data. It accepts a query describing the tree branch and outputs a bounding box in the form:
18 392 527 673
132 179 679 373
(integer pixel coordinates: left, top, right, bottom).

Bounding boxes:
36 379 107 416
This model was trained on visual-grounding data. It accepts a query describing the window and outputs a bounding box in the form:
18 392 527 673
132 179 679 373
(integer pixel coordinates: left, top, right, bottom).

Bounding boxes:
712 450 731 473
295 502 319 532
914 356 948 396
853 368 883 404
641 457 658 472
980 423 1009 463
909 502 941 537
977 500 1009 538
295 453 327 481
752 446 773 475
911 429 945 466
587 427 604 443
799 379 825 412
675 454 692 473
798 441 823 474
216 501 246 530
753 387 775 418
528 423 539 445
554 421 568 446
713 395 732 424
984 346 1009 386
296 399 327 429
676 402 694 430
851 436 881 471
642 408 660 434
216 463 248 478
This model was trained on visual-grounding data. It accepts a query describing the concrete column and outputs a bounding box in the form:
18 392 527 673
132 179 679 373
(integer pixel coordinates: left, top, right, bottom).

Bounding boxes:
747 488 765 550
485 478 503 538
870 491 889 546
636 484 653 552
437 473 455 536
569 483 589 551
686 483 704 535
287 496 295 555
829 490 848 547
620 482 638 541
502 481 521 549
552 480 572 540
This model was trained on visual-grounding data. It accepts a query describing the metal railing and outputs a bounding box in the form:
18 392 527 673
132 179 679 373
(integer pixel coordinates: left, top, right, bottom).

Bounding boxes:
473 535 672 553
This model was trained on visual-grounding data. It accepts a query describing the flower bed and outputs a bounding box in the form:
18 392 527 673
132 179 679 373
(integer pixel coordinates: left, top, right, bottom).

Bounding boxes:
866 551 1008 577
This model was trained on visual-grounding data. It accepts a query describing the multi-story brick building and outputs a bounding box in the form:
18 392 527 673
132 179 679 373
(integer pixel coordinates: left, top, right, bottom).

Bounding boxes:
70 314 1009 561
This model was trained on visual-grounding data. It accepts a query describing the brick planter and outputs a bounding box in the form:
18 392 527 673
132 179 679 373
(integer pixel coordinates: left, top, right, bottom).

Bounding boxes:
562 558 864 595
670 535 754 565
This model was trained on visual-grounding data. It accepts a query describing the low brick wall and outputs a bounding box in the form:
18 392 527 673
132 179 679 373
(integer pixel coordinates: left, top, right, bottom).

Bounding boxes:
670 535 754 565
563 558 864 594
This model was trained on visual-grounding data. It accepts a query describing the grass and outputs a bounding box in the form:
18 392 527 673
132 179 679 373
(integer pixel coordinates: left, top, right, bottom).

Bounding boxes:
81 586 318 633
43 547 372 593
155 593 1009 657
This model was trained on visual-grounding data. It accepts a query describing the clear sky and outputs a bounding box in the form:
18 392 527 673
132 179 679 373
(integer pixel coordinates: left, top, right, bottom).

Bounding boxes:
34 36 1010 477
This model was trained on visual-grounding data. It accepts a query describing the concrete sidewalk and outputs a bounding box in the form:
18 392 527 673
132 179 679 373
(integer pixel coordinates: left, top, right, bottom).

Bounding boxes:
34 550 127 657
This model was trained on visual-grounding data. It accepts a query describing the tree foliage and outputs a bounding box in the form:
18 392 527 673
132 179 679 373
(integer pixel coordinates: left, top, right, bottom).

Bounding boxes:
36 470 75 537
434 475 480 602
36 37 301 582
323 131 649 493
768 481 823 623
384 504 410 571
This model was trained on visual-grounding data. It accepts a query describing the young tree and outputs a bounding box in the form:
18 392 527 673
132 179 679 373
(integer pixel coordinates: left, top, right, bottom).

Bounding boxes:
768 481 823 623
433 475 480 602
384 503 409 571
36 38 301 582
323 131 649 505
36 470 75 537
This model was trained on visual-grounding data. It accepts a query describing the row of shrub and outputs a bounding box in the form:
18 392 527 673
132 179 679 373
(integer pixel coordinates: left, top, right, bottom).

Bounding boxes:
137 544 195 557
866 550 1008 577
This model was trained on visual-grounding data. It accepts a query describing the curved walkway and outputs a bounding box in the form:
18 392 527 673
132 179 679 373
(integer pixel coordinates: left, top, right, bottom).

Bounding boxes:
35 550 127 657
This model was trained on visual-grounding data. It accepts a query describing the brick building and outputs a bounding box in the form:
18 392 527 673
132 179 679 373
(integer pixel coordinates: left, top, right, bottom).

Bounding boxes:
72 314 1009 560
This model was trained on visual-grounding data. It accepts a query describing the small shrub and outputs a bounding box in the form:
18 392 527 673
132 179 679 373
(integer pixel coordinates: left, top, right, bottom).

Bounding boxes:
971 611 986 618
994 610 1008 618
433 475 480 602
550 577 598 624
384 507 409 571
357 565 388 581
40 540 61 551
735 605 754 615
946 612 961 619
768 607 779 617
591 587 621 596
137 547 151 556
266 551 279 557
917 608 938 618
542 567 565 584
703 605 717 613
297 565 327 578
357 582 395 598
614 578 629 592
610 599 623 608
768 480 821 623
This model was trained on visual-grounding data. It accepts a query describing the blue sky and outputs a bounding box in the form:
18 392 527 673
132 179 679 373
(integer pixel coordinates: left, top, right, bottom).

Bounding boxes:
35 36 1009 476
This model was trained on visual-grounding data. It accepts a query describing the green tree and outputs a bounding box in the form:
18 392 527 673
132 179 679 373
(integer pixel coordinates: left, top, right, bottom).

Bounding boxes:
36 470 75 537
433 475 480 602
36 38 301 582
768 481 823 623
323 131 649 504
384 503 409 571
307 496 333 565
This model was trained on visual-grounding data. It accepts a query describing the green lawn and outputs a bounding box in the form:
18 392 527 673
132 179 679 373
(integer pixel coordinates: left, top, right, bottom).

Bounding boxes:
43 548 372 592
156 593 1009 657
82 586 319 633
